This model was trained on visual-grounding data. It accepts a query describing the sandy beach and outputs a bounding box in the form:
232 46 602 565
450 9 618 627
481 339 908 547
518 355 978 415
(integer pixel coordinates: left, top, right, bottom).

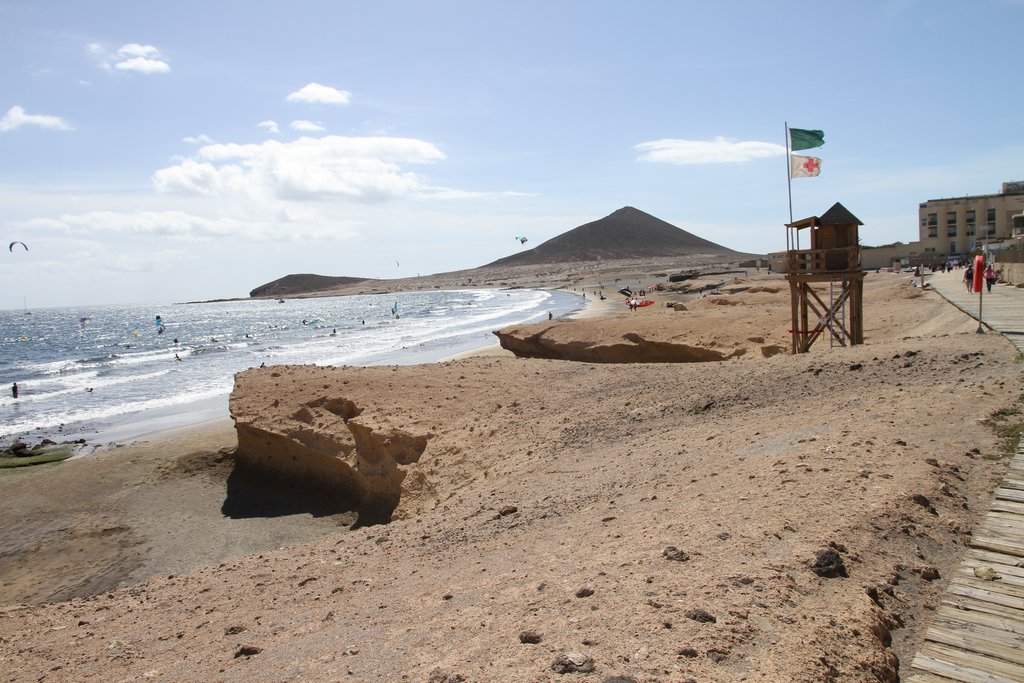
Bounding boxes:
1 269 1022 681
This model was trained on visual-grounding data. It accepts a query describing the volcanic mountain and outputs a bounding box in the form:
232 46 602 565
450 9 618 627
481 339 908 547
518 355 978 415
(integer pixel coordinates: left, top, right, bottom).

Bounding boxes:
249 274 370 298
247 206 753 298
483 206 745 268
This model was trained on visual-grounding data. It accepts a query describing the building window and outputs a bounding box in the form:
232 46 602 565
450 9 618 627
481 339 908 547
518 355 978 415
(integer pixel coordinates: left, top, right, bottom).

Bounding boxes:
987 208 996 225
946 211 957 226
927 213 938 227
947 228 957 237
928 229 938 238
966 209 976 227
949 241 957 253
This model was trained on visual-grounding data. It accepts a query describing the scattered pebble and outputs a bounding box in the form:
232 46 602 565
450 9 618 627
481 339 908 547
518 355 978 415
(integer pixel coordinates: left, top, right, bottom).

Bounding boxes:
684 608 716 623
518 630 542 644
909 493 937 515
552 652 595 674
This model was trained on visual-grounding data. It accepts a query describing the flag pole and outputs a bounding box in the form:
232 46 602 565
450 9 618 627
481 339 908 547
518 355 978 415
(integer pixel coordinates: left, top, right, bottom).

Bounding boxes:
785 122 794 251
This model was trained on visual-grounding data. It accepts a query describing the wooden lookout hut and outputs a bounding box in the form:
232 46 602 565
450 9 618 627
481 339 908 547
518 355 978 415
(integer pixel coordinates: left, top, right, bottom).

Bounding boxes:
779 202 864 353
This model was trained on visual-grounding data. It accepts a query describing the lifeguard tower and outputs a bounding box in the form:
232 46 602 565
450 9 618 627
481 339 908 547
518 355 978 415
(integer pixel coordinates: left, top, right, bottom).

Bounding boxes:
777 202 864 354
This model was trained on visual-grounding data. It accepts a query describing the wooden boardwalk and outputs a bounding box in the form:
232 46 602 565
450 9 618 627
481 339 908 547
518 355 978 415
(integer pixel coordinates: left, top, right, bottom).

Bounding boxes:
906 270 1024 682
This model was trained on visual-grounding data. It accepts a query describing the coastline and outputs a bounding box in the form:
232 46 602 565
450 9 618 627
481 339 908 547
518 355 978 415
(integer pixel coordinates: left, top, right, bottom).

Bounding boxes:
6 286 589 452
2 271 1022 680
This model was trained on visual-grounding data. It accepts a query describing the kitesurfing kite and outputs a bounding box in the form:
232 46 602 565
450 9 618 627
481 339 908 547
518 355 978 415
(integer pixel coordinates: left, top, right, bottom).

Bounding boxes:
515 236 528 245
9 241 27 252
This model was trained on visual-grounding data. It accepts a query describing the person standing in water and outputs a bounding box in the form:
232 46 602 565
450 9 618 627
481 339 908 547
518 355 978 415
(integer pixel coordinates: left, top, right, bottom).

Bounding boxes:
11 382 18 399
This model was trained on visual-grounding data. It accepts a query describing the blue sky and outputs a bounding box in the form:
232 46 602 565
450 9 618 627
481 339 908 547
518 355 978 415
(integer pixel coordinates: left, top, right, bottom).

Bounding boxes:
2 0 1023 308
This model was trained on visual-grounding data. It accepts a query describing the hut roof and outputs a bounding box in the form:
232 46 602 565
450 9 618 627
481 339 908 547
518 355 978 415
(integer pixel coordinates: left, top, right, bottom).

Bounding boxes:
786 202 863 229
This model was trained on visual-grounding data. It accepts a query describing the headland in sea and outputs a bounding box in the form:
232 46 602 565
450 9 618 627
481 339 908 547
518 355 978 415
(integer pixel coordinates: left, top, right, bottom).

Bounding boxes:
2 262 1021 681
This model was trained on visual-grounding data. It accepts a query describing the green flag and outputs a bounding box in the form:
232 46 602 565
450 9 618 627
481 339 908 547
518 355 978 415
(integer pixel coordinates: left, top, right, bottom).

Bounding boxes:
789 128 825 151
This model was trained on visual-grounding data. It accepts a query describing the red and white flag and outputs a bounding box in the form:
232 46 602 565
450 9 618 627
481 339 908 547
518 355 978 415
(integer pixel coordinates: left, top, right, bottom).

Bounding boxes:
790 154 822 178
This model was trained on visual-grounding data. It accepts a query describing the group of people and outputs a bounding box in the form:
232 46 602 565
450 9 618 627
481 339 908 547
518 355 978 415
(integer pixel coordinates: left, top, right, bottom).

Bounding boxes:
963 263 997 293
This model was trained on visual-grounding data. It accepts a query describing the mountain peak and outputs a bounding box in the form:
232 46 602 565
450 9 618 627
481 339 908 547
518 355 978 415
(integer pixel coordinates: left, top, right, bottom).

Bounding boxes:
483 207 742 267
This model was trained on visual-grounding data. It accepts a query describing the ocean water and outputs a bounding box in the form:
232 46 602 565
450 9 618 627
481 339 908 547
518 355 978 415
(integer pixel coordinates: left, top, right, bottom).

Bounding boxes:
0 288 583 445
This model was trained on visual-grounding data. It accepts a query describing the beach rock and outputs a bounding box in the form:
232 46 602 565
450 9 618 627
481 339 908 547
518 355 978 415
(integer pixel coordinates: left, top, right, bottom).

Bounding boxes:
428 669 467 683
809 549 848 578
518 630 542 644
493 323 742 363
575 586 595 598
662 546 690 562
233 645 262 658
552 652 595 674
230 367 429 526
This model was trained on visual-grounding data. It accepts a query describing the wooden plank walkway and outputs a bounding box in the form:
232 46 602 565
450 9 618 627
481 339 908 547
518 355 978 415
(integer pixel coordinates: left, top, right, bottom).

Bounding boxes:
905 271 1024 682
906 448 1024 681
925 269 1024 354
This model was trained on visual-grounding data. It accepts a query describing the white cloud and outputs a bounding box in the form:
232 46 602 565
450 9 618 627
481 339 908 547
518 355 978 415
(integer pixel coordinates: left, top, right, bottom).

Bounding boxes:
182 134 214 145
290 120 325 132
152 159 247 196
21 210 248 239
153 135 446 202
90 42 171 74
257 120 280 134
0 105 73 133
18 206 358 245
286 82 351 105
416 187 533 200
635 137 785 164
115 57 171 74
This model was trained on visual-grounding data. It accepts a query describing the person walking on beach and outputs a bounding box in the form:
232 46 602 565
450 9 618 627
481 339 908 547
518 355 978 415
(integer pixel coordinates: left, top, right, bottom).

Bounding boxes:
985 265 996 293
11 382 18 399
964 264 974 293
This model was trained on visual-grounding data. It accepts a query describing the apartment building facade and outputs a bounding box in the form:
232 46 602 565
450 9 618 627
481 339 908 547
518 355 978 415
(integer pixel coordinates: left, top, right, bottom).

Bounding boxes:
917 181 1024 258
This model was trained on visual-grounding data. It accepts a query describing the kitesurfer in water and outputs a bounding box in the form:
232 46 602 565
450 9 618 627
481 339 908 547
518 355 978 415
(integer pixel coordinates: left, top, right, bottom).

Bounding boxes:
11 383 18 399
